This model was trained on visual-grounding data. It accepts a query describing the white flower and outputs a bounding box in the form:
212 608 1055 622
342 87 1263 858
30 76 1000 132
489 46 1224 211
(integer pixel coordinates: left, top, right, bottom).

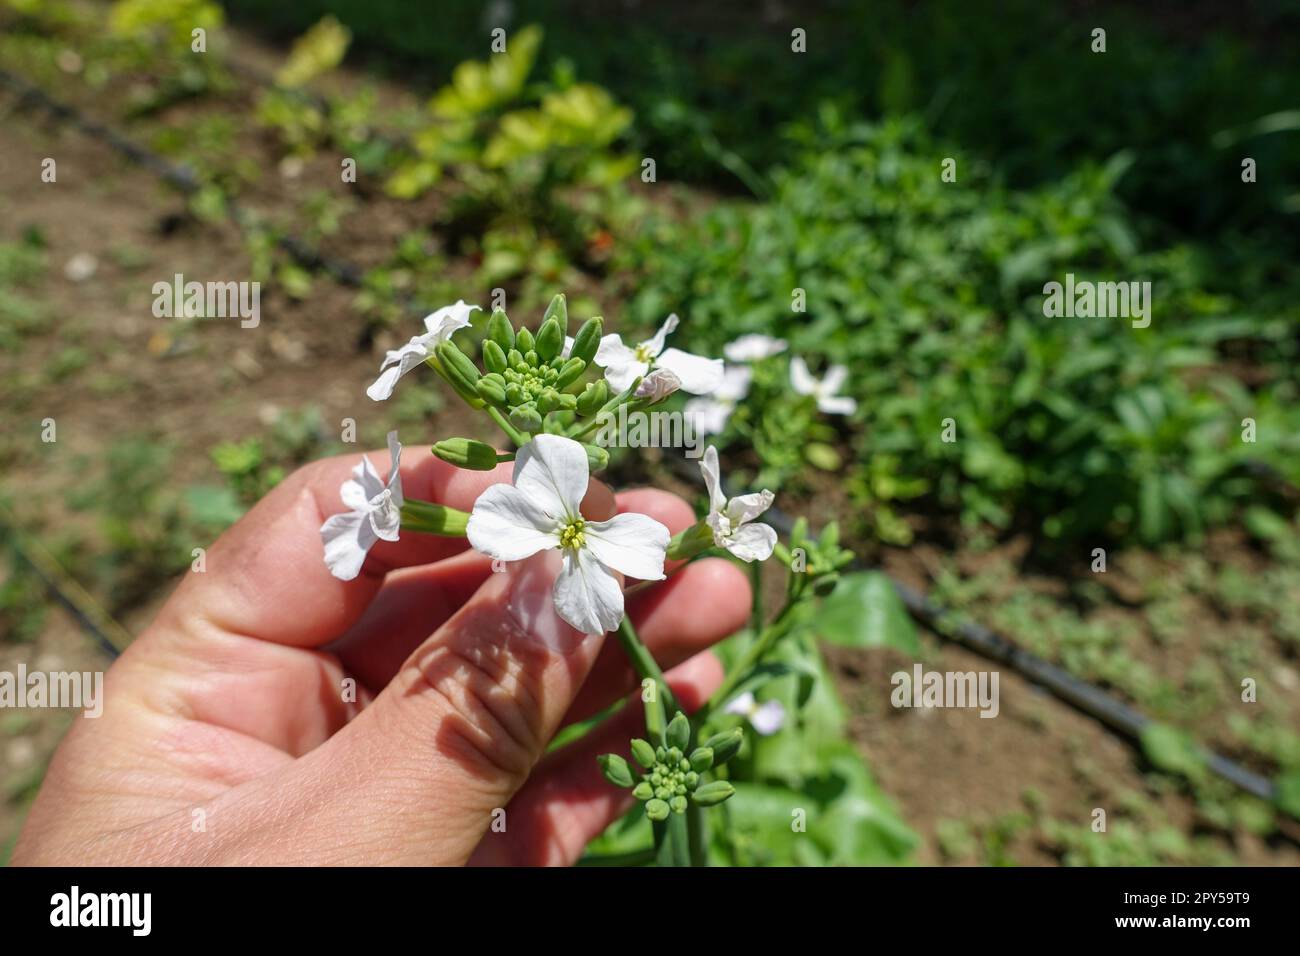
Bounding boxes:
724 691 786 735
594 314 723 395
699 445 776 562
684 365 751 437
790 356 857 415
64 253 98 283
320 431 404 580
634 368 681 402
467 434 669 634
724 334 787 362
366 300 480 401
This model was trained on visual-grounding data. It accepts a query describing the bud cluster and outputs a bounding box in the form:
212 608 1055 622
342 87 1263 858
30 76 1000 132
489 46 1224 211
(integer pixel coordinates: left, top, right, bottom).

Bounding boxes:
599 711 741 821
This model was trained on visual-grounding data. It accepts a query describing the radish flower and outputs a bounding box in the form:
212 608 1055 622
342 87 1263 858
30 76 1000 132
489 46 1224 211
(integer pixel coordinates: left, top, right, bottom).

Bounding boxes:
595 314 722 395
700 445 776 562
367 300 480 401
320 431 404 580
724 691 786 735
467 434 670 634
790 356 857 415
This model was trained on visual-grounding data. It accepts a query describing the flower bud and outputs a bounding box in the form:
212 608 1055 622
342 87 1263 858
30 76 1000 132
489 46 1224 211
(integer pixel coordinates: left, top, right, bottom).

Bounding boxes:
570 316 603 365
536 388 560 414
436 341 480 391
645 798 670 822
475 377 507 406
704 727 744 766
583 442 609 471
666 712 690 752
542 293 568 334
689 747 714 772
433 438 500 471
554 356 587 389
635 368 681 403
515 327 535 353
536 318 563 361
482 339 507 374
630 738 657 769
632 780 653 801
487 309 514 351
509 403 543 433
691 781 735 806
576 380 608 417
669 795 687 814
598 754 635 789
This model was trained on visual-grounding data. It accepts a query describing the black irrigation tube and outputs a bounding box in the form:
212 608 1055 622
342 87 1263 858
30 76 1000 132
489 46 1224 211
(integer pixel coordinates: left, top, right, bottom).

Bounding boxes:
2 63 1292 819
666 458 1287 811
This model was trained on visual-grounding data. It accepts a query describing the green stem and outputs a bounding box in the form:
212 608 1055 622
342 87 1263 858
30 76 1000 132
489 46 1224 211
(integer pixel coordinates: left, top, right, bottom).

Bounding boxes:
616 615 679 717
697 598 798 722
750 558 763 629
661 813 690 867
687 801 708 867
487 406 529 447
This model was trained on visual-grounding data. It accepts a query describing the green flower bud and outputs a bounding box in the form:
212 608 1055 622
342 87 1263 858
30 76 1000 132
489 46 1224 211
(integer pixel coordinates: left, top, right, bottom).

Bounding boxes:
555 356 587 390
475 377 507 406
558 393 578 410
515 327 535 353
509 403 543 433
583 442 609 472
508 348 525 370
689 747 714 772
542 293 568 334
432 438 500 471
630 738 657 769
505 382 526 406
576 380 608 417
669 795 687 814
598 754 635 789
487 309 514 350
645 798 670 822
436 341 480 391
482 339 508 374
666 712 690 752
704 727 744 766
525 350 539 367
536 318 563 361
685 771 699 788
655 746 666 762
570 316 603 365
536 388 560 414
632 780 653 801
691 781 735 807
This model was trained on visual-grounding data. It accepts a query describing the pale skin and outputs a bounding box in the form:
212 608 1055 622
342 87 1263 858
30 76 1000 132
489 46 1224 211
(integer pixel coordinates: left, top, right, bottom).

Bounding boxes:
14 445 751 865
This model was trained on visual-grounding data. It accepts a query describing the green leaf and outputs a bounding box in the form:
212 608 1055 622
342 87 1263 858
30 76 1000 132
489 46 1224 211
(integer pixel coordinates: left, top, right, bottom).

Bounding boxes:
814 571 920 654
1140 723 1207 781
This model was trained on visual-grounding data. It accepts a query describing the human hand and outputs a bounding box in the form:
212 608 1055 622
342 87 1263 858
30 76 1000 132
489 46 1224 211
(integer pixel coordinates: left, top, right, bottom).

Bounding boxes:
13 444 751 866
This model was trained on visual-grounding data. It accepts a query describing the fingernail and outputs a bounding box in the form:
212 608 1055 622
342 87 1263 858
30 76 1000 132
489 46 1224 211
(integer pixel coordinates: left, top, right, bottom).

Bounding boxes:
505 551 592 654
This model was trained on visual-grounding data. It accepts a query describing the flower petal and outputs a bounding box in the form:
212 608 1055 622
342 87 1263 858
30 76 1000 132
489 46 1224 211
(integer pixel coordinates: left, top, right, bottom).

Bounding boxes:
724 334 787 362
384 430 404 505
513 434 590 519
594 333 637 369
726 489 775 526
818 395 858 416
602 359 649 394
423 300 479 339
789 355 817 396
821 364 849 395
366 334 434 401
725 521 777 563
584 512 669 581
321 510 377 581
750 699 787 735
339 477 370 512
656 348 723 395
369 489 402 542
634 368 681 402
699 446 728 514
684 397 732 437
353 454 386 501
466 484 560 561
642 313 680 358
554 547 624 634
723 691 756 717
715 364 752 402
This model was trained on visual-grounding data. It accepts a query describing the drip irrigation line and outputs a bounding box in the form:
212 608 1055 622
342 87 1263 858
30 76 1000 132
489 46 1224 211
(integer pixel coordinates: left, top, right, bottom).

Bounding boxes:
0 66 365 289
663 457 1285 809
